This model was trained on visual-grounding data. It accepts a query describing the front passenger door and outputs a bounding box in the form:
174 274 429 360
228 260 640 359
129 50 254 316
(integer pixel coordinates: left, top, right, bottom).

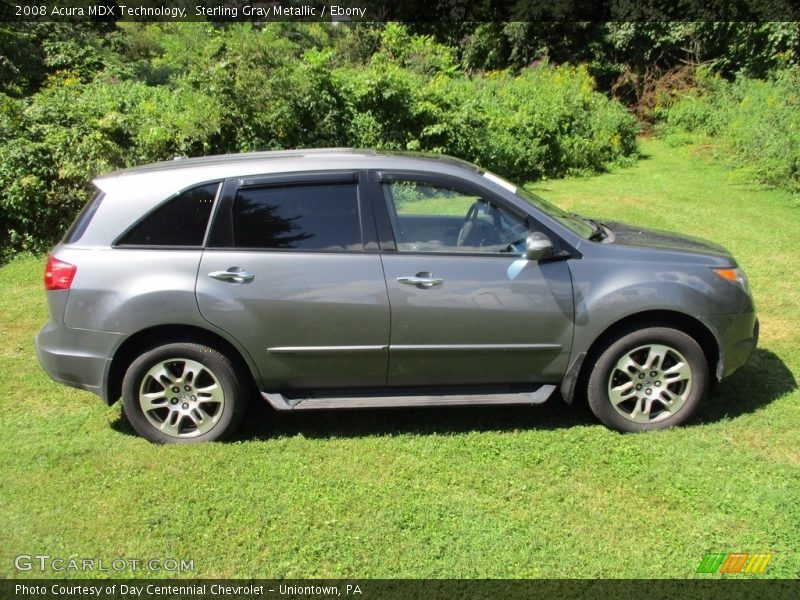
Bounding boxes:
375 174 574 387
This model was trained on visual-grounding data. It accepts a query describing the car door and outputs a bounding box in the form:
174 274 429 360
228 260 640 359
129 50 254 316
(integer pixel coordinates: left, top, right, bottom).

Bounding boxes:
372 171 575 387
196 171 390 390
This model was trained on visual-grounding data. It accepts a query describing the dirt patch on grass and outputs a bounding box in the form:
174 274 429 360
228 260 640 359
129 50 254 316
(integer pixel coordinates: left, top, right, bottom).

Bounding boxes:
758 314 797 343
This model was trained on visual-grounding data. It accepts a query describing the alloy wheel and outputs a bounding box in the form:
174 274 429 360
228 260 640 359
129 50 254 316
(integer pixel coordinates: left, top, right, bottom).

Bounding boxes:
138 358 225 438
607 344 693 424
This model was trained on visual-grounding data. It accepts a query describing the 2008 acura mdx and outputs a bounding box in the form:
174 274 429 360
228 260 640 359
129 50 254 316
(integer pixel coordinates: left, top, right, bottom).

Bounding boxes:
35 150 758 442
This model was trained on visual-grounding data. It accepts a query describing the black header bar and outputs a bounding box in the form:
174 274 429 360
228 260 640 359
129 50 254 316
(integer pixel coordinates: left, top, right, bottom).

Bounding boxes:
4 579 800 600
1 0 799 23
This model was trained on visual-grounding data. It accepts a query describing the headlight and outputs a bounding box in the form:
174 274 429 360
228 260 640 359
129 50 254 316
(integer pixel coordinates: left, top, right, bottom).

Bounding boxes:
712 267 750 295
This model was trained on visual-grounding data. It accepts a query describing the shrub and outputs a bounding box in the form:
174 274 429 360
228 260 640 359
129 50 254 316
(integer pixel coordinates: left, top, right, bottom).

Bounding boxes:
657 68 800 192
0 76 222 260
0 24 640 260
336 62 639 182
468 65 639 180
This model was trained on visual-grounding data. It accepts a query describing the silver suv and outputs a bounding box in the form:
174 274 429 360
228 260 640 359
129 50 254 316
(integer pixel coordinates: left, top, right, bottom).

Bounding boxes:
35 150 758 442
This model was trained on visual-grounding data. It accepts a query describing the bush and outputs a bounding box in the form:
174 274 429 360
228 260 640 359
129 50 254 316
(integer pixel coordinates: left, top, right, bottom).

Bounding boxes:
657 68 800 192
337 61 639 182
0 23 640 260
0 76 222 260
464 65 639 180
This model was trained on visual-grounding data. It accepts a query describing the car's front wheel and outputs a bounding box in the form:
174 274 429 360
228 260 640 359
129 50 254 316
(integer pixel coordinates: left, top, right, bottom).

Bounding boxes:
587 327 709 432
122 343 247 443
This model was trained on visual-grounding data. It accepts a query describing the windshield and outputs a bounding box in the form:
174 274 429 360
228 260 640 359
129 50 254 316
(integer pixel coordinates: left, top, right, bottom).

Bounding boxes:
482 171 595 239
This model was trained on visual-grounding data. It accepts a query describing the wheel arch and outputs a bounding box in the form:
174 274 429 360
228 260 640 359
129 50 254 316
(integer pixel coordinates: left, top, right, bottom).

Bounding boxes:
562 309 720 404
105 324 260 405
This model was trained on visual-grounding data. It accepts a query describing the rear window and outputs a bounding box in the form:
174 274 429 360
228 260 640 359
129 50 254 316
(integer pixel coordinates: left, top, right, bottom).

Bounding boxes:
117 183 220 247
62 190 104 244
231 183 362 251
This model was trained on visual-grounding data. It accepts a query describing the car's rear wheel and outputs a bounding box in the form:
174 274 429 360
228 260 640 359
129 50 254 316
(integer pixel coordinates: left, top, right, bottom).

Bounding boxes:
122 343 247 443
587 327 708 432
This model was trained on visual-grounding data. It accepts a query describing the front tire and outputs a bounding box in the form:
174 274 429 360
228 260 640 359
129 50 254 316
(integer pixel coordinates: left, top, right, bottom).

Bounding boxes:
587 327 708 432
122 343 247 443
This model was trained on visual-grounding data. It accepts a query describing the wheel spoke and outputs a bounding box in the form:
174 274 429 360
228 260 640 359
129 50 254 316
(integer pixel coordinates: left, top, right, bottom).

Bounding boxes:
146 364 175 388
609 380 635 405
196 382 223 404
656 389 686 418
614 355 643 376
140 391 168 411
188 407 215 435
641 397 653 421
186 409 200 427
644 345 669 371
628 396 648 422
179 363 201 385
659 389 677 407
663 360 691 383
160 410 182 436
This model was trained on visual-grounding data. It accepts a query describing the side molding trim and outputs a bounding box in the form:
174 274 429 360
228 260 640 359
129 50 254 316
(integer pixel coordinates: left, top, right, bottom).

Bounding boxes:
262 385 556 411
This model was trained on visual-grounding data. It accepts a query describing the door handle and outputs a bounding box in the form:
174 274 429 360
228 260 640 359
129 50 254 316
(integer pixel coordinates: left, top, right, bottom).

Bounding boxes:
208 268 255 284
396 272 444 288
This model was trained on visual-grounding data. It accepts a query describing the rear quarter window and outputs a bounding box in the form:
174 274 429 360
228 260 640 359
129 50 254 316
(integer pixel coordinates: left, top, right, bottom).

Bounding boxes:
62 190 105 244
116 182 220 247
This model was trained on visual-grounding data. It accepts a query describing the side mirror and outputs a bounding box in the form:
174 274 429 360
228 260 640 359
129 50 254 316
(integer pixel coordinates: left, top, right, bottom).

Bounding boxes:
526 231 554 261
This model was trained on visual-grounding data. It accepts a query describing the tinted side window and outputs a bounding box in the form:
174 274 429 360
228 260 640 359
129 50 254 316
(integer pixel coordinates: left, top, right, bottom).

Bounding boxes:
117 183 219 247
232 183 362 251
63 190 104 244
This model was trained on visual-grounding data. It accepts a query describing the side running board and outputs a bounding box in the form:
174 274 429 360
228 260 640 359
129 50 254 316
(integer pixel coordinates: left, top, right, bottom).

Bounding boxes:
262 385 556 411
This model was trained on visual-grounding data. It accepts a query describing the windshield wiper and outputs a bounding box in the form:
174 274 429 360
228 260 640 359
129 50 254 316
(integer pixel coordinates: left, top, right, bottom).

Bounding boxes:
572 213 607 241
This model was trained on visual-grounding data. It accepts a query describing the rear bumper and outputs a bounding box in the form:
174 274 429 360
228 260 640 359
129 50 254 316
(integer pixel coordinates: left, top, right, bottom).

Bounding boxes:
699 311 759 379
35 321 123 402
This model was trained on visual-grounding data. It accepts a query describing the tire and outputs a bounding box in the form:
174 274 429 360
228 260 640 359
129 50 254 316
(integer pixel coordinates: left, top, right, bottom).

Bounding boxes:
122 343 247 443
587 327 708 432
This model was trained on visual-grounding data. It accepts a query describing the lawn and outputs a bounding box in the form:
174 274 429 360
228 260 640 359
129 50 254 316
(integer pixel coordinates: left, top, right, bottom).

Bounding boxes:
1 138 798 579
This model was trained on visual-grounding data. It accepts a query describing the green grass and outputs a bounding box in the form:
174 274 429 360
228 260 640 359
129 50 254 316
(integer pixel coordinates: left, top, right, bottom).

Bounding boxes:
1 138 798 579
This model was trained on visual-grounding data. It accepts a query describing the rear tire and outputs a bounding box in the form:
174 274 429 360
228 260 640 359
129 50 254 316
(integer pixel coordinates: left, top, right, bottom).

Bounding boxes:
122 343 247 443
587 327 708 432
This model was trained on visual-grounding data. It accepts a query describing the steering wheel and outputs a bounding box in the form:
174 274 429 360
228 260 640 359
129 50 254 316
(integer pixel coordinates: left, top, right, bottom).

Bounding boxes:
456 201 482 247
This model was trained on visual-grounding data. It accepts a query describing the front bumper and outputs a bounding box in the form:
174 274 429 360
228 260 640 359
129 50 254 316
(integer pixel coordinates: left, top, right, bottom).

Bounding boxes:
35 321 124 402
698 311 759 379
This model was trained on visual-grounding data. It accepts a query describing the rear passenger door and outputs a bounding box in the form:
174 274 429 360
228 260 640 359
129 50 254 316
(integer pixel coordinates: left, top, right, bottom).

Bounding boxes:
196 172 390 390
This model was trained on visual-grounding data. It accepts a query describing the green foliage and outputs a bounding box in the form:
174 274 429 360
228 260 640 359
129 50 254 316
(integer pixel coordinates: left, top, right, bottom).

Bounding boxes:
657 68 800 192
0 76 222 260
0 24 45 96
371 23 458 76
0 22 117 96
0 23 640 259
338 62 638 181
462 66 639 180
457 22 800 85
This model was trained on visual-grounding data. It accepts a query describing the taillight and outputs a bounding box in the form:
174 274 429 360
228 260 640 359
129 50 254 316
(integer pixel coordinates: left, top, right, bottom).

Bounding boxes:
44 256 77 291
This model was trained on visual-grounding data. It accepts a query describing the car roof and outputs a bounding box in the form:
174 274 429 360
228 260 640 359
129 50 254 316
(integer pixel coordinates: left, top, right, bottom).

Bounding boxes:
96 148 481 181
